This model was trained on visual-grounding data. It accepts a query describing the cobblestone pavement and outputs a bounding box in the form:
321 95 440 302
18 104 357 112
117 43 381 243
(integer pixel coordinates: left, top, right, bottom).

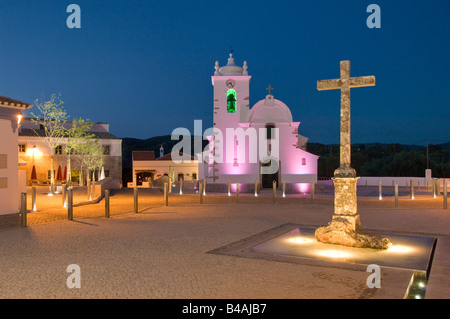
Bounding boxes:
0 186 448 299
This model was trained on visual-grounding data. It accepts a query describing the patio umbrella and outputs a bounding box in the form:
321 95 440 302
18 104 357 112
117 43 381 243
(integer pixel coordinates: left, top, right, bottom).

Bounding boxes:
56 165 62 181
63 166 67 181
100 166 105 180
31 165 37 180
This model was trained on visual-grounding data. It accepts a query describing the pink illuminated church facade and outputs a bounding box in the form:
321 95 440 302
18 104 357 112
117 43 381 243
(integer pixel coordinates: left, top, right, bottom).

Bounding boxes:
198 53 319 193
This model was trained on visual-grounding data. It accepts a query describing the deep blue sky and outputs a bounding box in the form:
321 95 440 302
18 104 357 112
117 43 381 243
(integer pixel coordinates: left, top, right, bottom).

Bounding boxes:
1 0 449 145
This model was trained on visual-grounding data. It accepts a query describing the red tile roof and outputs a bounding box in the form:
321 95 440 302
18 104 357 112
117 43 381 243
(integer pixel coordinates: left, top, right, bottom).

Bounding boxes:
157 152 194 161
132 151 156 161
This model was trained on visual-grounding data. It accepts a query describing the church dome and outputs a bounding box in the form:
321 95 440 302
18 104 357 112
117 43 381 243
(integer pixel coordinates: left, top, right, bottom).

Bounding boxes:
248 94 293 124
217 53 245 76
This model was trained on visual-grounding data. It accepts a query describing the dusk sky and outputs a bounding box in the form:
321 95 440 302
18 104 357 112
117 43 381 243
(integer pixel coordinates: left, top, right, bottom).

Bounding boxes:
1 0 449 145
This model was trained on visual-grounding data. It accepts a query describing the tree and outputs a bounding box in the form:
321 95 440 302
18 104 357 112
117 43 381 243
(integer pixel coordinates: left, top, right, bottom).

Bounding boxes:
65 117 95 185
31 94 68 194
76 138 105 183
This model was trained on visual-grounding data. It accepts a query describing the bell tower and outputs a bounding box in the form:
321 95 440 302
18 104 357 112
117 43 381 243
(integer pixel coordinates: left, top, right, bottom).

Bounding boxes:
211 53 251 130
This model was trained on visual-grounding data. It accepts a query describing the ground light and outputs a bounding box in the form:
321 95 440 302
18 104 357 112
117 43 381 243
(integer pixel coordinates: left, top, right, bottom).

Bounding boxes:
404 271 428 299
246 227 435 287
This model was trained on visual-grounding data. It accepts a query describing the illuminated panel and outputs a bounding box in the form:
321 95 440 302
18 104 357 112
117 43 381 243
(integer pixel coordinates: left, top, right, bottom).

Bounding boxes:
227 89 237 113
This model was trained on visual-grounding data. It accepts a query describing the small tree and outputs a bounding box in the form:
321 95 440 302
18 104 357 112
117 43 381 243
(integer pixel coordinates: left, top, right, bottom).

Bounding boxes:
31 94 68 194
77 138 105 183
65 117 95 185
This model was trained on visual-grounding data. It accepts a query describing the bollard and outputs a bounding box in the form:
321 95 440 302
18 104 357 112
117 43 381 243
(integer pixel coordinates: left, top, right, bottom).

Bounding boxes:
438 179 441 196
21 192 27 227
92 180 96 200
62 184 67 208
379 180 382 200
169 178 172 193
32 186 37 212
433 180 438 198
134 187 138 213
236 183 239 203
282 179 286 198
199 182 203 204
273 181 277 204
228 178 231 196
180 179 183 195
87 179 91 200
444 183 447 210
68 187 73 220
432 180 436 198
311 179 315 203
254 179 258 197
105 190 110 218
164 183 169 206
410 179 414 200
203 179 206 196
395 184 399 208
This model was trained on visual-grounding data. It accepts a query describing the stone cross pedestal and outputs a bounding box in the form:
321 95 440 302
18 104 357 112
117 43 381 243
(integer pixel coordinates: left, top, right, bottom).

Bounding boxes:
314 60 390 249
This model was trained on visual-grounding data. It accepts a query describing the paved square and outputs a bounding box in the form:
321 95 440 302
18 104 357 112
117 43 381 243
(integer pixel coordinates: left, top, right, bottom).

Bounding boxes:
0 187 448 299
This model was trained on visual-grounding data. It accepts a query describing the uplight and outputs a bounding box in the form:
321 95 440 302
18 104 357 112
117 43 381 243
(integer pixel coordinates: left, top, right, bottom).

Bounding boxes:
288 237 314 245
387 244 413 253
316 250 353 259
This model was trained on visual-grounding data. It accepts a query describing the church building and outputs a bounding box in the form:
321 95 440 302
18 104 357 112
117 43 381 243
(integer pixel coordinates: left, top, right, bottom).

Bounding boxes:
198 53 319 193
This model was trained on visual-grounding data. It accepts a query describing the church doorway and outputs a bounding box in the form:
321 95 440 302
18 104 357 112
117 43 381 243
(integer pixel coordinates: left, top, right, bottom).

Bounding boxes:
261 160 279 189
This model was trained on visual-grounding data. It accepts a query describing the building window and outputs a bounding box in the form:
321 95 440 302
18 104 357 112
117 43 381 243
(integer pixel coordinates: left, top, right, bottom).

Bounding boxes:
266 124 275 139
47 170 55 179
227 89 237 113
302 158 306 165
103 145 111 155
192 173 197 180
55 145 63 155
18 144 26 153
178 174 184 181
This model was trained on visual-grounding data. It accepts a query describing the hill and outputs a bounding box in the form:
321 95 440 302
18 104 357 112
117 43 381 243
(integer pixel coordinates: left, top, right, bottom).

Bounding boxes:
121 137 450 185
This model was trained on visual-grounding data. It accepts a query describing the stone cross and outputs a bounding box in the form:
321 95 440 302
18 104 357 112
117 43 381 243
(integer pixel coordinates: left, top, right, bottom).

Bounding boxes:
266 85 274 95
317 60 375 177
314 62 390 249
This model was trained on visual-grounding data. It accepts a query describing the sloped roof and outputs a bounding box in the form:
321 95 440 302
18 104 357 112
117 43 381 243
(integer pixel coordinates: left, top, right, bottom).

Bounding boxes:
0 96 32 108
132 151 156 161
157 152 194 161
18 128 121 140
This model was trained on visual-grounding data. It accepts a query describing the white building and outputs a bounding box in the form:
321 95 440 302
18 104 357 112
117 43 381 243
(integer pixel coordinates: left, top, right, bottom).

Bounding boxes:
18 118 122 185
130 149 198 187
199 53 319 193
0 96 32 216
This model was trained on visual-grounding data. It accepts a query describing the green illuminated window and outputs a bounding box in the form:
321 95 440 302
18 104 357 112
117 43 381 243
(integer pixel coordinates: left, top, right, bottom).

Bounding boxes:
227 89 237 113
